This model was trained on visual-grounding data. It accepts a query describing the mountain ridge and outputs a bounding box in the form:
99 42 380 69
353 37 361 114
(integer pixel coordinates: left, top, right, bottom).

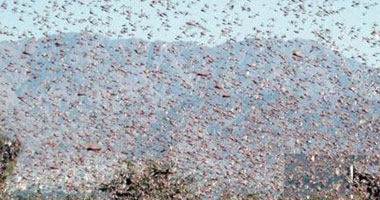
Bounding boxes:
0 32 379 197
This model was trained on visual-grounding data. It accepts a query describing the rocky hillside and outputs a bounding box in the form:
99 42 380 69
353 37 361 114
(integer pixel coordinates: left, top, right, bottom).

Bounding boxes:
0 33 379 198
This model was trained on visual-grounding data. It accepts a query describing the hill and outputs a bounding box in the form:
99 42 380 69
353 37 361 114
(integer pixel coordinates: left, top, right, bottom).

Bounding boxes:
0 33 379 198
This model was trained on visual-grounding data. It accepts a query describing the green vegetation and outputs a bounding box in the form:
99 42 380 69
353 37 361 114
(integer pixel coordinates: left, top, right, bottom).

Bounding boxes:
100 159 199 200
100 159 263 200
0 135 20 183
0 135 375 199
0 134 21 199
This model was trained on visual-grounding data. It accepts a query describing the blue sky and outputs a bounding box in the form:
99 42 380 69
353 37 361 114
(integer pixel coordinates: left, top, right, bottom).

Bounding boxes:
0 0 379 66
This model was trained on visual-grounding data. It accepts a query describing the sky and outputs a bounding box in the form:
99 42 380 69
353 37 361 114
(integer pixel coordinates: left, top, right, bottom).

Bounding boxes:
0 0 379 67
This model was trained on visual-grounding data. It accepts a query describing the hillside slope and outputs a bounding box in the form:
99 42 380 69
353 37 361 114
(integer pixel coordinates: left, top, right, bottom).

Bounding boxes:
0 33 379 197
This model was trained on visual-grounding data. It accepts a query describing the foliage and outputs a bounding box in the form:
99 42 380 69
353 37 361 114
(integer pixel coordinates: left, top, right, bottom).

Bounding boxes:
100 159 199 200
0 134 21 198
0 135 20 182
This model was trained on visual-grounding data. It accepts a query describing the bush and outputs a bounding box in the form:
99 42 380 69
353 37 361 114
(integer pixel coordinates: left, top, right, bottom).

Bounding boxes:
99 159 199 200
0 135 20 182
0 135 21 198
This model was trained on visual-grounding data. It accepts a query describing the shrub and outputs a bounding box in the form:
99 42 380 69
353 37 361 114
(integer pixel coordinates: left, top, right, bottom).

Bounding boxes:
0 135 21 198
99 159 199 200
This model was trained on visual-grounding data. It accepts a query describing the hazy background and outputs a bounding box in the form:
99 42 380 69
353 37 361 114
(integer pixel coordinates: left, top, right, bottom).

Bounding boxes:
0 0 379 67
